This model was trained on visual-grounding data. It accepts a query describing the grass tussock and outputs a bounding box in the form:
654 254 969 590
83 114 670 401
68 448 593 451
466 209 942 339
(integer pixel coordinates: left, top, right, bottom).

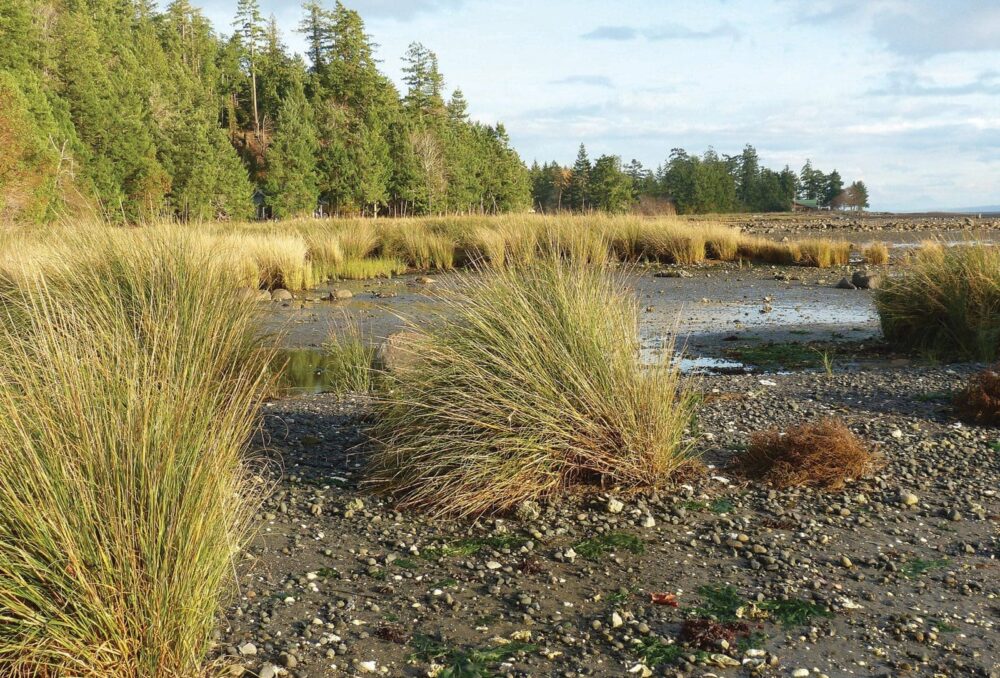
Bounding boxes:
737 418 878 490
381 223 456 271
737 236 799 265
322 321 381 395
332 256 407 280
875 241 1000 361
367 259 698 517
0 228 270 676
863 242 890 265
794 239 851 268
953 367 1000 425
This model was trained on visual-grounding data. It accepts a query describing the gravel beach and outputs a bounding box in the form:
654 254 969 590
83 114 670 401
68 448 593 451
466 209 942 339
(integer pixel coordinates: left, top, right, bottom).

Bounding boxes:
215 364 999 677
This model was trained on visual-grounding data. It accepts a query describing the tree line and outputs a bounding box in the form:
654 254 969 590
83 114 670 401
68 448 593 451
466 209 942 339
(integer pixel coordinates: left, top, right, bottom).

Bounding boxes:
530 144 870 214
0 0 530 223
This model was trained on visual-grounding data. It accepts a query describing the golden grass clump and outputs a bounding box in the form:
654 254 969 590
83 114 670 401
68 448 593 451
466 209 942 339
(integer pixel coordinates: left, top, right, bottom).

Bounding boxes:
0 228 270 676
737 236 799 265
305 230 345 281
322 321 380 395
335 220 379 260
224 232 314 290
367 258 697 517
863 242 890 265
540 221 609 265
737 418 878 490
794 239 851 268
333 256 407 280
875 241 1000 361
381 223 456 271
953 367 1000 425
702 224 742 261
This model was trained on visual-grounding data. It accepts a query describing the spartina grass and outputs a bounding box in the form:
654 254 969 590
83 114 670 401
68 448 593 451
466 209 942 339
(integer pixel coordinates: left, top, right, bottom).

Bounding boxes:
332 257 407 280
224 232 314 290
336 221 379 260
381 223 456 271
0 228 271 676
794 239 850 268
876 241 1000 361
737 237 799 265
367 258 698 517
540 221 609 265
702 224 741 262
863 242 890 265
737 418 878 490
647 226 707 265
322 319 380 395
306 230 345 282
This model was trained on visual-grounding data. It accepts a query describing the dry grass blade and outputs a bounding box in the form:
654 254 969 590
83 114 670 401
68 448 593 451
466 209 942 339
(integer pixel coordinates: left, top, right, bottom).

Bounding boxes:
737 418 878 490
953 367 1000 425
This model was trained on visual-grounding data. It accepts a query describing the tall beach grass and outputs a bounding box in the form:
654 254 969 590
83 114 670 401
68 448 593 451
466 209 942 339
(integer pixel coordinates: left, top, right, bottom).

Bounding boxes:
875 241 1000 361
367 259 698 517
0 228 271 676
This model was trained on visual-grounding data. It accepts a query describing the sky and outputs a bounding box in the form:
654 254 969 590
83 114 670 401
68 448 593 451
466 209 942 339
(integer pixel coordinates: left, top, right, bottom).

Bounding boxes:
195 0 1000 212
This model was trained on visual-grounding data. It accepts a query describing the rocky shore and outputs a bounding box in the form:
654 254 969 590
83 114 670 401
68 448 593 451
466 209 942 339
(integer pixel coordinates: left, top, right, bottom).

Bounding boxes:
215 366 1000 677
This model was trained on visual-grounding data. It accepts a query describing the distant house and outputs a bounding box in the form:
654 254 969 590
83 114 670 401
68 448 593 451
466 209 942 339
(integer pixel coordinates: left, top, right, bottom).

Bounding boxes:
792 198 821 211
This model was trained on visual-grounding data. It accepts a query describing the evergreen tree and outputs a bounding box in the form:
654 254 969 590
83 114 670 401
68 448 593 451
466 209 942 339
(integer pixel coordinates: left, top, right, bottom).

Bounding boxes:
589 155 634 213
822 170 843 208
565 144 591 211
402 42 445 119
264 75 319 218
233 0 265 138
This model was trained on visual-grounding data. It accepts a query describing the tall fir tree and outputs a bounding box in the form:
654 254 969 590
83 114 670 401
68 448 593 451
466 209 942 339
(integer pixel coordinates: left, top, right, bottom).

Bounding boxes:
264 74 319 218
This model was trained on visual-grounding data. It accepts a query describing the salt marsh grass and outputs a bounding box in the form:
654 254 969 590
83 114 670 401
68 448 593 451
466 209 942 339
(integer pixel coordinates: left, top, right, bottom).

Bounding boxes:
367 259 698 517
0 227 270 676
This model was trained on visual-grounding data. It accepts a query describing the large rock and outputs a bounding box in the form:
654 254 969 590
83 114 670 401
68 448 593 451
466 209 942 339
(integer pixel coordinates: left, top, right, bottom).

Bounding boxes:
377 330 426 373
271 288 293 301
326 289 353 301
851 270 880 290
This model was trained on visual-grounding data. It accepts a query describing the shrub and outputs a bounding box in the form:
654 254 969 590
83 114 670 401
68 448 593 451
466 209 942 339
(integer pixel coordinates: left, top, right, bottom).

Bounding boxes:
875 242 1000 361
0 228 270 676
953 367 1000 425
737 418 877 490
367 259 697 516
863 242 890 265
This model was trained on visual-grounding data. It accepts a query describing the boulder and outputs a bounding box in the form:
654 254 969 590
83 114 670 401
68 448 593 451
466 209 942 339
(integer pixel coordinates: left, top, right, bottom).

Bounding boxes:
851 270 880 290
377 330 425 373
327 289 353 301
271 288 293 301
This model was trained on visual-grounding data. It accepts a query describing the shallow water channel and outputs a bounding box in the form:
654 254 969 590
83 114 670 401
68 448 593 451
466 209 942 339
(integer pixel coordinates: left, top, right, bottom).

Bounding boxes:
266 263 884 392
